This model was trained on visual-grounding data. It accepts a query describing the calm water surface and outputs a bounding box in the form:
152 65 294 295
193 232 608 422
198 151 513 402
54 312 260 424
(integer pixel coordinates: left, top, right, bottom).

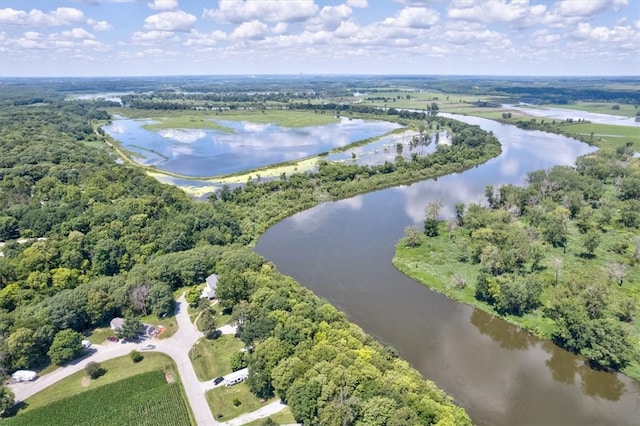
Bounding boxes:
103 117 400 177
255 115 640 425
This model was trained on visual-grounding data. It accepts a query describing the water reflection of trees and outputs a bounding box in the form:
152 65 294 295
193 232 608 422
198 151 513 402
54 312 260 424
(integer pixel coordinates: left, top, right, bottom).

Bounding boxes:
470 309 536 351
542 341 625 401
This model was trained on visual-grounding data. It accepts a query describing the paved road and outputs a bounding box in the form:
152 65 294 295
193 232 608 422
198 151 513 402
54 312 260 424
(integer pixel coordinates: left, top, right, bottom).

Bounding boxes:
8 295 285 425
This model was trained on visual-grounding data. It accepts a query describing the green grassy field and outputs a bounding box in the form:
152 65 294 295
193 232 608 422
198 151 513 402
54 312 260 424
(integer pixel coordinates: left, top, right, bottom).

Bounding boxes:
543 102 639 118
112 108 340 130
243 407 296 425
5 370 193 426
190 334 244 381
206 382 275 421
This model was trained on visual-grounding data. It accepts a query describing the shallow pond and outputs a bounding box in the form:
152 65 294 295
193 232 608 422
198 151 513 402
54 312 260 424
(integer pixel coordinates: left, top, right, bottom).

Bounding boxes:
103 117 400 177
255 114 640 426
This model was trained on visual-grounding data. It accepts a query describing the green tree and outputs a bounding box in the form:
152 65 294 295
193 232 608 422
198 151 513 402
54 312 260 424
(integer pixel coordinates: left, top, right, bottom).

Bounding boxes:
582 319 633 371
423 200 444 237
6 327 38 370
48 329 84 365
116 317 142 341
185 285 202 308
403 226 422 248
289 379 322 425
0 216 19 241
230 351 248 372
582 230 601 256
0 385 14 417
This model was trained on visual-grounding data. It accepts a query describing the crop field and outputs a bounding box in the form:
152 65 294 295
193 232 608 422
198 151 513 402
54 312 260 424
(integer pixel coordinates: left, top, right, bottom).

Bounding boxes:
4 371 193 426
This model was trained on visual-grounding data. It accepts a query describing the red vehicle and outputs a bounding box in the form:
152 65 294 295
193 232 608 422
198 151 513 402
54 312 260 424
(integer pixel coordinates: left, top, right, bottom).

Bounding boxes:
107 336 118 342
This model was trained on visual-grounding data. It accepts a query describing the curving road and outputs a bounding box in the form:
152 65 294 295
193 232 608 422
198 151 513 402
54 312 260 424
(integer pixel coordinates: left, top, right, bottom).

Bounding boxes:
9 295 284 426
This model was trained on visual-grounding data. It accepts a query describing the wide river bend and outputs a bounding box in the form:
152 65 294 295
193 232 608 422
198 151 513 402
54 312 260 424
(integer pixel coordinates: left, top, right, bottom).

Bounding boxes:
255 115 640 425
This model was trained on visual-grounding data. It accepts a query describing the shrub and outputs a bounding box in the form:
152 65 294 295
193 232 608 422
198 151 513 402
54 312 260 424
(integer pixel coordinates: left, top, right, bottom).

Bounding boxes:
130 350 143 363
85 361 105 379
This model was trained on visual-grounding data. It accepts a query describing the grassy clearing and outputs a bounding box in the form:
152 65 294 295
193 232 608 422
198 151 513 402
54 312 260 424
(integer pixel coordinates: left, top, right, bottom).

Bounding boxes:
553 122 640 150
115 109 339 129
543 102 639 117
243 407 296 425
86 327 114 344
5 371 192 426
16 352 177 414
190 334 244 381
206 382 274 421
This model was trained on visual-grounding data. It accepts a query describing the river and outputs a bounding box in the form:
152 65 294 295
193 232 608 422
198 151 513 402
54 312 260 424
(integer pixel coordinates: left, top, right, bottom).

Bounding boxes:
255 114 640 425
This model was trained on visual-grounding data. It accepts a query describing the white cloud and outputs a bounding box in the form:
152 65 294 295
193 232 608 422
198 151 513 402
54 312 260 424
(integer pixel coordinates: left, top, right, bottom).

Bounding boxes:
0 7 86 27
556 0 628 17
306 5 353 31
132 30 176 43
573 22 637 43
134 48 177 58
144 10 196 32
347 0 368 8
88 19 112 31
183 29 227 47
447 0 534 23
204 0 319 24
148 0 178 11
230 20 270 40
272 22 288 34
443 27 503 44
61 27 95 39
385 7 439 28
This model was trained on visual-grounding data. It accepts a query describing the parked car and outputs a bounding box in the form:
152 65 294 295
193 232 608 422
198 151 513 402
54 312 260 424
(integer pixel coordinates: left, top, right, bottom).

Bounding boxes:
140 344 155 350
213 376 224 385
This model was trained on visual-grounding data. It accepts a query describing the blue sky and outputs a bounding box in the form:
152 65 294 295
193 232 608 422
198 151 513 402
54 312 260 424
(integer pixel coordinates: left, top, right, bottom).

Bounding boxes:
1 0 638 77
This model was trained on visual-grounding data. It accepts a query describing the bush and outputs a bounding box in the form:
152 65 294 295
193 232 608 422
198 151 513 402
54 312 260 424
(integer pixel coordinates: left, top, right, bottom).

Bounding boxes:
205 329 222 340
130 350 143 363
232 398 241 407
85 361 105 379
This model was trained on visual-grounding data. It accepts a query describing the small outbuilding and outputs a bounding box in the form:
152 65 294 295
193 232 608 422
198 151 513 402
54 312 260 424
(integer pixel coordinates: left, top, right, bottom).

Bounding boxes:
223 368 248 386
201 274 218 299
110 317 125 331
12 370 37 382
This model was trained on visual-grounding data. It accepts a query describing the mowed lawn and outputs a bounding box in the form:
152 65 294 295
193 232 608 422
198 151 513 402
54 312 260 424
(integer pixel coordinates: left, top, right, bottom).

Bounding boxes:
206 382 275 421
190 334 245 381
4 371 193 426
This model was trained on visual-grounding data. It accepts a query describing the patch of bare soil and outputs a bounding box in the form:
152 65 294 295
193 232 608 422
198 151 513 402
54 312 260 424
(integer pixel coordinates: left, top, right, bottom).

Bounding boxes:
165 370 174 383
81 376 91 387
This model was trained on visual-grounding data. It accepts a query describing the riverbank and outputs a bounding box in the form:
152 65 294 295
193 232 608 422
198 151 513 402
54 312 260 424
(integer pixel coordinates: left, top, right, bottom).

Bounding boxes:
392 143 640 380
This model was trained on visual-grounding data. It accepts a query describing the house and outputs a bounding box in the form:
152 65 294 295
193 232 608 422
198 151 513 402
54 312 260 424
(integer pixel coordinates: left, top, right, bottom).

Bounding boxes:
223 368 248 386
110 317 125 331
201 274 218 299
12 370 37 382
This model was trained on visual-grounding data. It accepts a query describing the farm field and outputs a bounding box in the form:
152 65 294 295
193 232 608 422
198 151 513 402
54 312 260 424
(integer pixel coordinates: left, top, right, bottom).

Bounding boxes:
4 371 193 426
10 353 178 415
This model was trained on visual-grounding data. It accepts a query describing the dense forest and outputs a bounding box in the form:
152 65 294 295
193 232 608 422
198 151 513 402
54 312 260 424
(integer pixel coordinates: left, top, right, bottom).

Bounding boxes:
0 82 507 423
395 145 640 377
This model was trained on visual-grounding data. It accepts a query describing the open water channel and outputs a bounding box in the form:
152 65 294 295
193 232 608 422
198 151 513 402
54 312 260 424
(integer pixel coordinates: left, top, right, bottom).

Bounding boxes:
255 114 640 425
